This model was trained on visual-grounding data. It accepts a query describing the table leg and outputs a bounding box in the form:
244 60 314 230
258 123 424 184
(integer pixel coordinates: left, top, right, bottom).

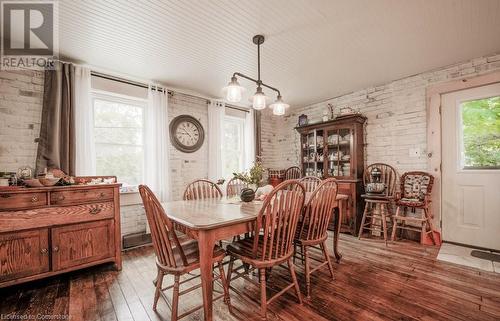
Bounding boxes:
198 230 216 321
333 199 345 263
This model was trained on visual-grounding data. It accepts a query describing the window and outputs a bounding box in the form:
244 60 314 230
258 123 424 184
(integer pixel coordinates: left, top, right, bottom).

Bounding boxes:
460 96 500 169
222 115 245 178
92 93 146 185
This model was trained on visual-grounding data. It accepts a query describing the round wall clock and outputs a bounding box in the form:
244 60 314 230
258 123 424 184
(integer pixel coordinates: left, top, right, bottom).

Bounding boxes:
169 115 205 153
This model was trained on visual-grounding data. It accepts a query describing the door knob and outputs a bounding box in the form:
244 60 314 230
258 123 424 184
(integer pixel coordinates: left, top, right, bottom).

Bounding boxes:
40 248 48 254
53 246 59 252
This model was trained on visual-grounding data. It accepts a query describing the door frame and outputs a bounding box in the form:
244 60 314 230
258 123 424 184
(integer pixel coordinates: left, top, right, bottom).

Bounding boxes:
426 70 500 232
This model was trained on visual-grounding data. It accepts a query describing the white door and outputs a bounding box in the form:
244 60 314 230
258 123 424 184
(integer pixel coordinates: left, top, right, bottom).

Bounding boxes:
441 83 500 251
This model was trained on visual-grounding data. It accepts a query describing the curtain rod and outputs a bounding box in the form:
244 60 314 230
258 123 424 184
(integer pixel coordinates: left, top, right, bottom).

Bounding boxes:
90 71 249 113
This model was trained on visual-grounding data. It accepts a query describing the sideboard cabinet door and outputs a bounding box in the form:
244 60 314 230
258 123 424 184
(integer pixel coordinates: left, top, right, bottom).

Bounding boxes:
0 229 50 282
51 220 115 271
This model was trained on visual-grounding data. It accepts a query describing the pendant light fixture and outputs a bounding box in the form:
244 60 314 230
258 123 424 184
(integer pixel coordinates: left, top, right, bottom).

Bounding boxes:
223 35 289 115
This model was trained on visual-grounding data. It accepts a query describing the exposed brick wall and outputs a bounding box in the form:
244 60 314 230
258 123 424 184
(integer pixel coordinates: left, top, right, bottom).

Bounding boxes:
261 53 500 175
0 69 44 172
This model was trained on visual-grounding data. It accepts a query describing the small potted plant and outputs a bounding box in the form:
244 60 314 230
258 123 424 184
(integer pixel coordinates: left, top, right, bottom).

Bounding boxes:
232 159 264 202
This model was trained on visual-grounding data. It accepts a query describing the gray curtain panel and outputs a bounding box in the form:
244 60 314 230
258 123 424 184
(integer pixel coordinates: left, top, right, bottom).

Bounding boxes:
36 62 76 176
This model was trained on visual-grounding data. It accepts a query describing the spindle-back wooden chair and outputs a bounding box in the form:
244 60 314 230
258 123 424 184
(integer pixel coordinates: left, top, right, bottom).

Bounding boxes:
226 177 248 198
299 176 322 193
183 179 223 200
358 163 398 246
284 166 302 180
294 178 338 298
139 185 230 321
226 180 306 321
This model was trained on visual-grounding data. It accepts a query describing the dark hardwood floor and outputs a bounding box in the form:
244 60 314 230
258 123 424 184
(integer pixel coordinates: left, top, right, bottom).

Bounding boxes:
1 234 499 321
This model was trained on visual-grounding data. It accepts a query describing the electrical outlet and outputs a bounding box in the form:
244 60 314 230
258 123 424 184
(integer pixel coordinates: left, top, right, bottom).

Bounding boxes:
409 147 421 157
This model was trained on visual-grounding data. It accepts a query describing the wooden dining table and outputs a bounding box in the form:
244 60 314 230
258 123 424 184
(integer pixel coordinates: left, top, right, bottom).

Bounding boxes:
161 193 348 321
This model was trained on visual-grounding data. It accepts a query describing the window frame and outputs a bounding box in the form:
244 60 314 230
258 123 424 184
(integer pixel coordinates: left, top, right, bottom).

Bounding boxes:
91 90 148 186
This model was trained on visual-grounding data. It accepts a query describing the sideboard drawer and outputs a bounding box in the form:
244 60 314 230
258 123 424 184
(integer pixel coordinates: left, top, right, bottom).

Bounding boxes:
0 192 47 210
51 188 114 205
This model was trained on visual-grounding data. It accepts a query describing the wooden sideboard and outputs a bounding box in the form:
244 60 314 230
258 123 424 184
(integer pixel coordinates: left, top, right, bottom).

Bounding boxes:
0 182 121 288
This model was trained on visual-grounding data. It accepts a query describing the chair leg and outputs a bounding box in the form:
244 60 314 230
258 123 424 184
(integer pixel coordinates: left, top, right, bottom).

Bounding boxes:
304 246 311 298
226 256 235 286
288 259 302 304
259 268 267 321
381 204 388 246
153 268 164 311
358 202 370 239
171 275 180 321
391 206 400 241
424 207 436 245
321 242 335 279
217 260 231 308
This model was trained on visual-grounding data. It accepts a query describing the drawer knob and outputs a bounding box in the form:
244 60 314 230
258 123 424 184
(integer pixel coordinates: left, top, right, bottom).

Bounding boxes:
89 207 102 215
53 246 59 252
58 195 65 201
40 248 48 254
31 196 38 202
99 192 105 198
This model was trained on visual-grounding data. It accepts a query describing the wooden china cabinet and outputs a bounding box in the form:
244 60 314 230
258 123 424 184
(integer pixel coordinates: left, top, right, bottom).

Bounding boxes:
296 114 366 234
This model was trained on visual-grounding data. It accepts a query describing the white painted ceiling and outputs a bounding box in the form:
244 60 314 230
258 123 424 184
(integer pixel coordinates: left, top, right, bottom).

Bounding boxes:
58 0 500 107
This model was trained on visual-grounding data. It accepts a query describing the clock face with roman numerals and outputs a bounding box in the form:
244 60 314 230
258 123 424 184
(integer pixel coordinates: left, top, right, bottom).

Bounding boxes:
169 115 205 153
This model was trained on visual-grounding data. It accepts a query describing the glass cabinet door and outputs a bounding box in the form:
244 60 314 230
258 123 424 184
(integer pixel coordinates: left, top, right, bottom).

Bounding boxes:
301 129 324 178
326 127 352 178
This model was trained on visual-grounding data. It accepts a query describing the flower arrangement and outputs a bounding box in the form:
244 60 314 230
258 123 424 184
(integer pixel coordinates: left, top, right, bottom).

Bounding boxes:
232 159 264 191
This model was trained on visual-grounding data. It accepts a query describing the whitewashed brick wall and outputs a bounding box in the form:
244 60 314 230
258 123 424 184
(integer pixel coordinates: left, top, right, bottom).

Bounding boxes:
261 53 500 175
0 69 44 172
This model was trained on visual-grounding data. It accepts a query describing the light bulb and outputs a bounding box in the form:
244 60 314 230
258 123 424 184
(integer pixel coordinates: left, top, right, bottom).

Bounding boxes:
223 76 244 102
270 95 289 115
252 87 266 110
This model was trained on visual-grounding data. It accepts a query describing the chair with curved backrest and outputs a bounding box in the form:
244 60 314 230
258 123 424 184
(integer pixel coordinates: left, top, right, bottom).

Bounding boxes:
226 180 306 321
391 171 436 245
138 185 230 321
284 166 302 180
183 179 223 200
358 163 398 246
226 177 248 197
294 178 338 298
299 176 322 193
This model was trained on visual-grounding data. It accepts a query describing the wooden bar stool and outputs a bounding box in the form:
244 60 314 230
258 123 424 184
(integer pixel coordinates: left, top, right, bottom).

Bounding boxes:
358 163 397 246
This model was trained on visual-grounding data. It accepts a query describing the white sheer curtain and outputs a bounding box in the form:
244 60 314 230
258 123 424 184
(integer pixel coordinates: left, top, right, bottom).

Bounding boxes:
74 65 96 176
208 100 225 181
244 108 256 170
144 86 171 202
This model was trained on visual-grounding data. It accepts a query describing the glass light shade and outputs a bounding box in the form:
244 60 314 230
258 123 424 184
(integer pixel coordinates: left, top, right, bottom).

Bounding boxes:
223 77 244 102
270 96 289 115
252 88 267 110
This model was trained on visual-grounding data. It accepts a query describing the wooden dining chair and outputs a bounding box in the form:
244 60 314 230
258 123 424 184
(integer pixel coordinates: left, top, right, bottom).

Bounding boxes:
284 166 302 180
226 177 248 197
299 176 322 192
294 178 338 298
226 180 306 321
183 179 223 200
391 171 436 245
358 163 398 246
139 185 230 321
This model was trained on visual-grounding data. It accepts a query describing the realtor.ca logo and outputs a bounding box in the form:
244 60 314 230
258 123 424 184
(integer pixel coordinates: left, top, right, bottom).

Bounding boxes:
1 0 58 70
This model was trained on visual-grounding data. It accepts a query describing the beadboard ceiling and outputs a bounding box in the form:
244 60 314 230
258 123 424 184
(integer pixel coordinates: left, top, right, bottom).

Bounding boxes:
58 0 500 107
